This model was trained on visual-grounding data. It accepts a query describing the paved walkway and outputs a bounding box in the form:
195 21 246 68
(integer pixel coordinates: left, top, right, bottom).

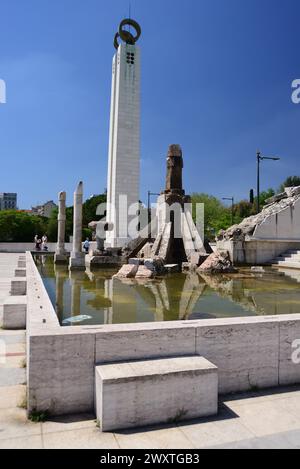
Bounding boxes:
1 252 300 449
1 325 300 449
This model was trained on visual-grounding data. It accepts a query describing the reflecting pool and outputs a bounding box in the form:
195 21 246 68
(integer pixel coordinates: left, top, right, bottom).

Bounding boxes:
34 255 300 326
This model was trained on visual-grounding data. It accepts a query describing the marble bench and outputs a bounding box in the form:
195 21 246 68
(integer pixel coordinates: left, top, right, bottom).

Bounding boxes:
15 268 26 278
95 356 218 432
10 279 27 296
2 296 27 329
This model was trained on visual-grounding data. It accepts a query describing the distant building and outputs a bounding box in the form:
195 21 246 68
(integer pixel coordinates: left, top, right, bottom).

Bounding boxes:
32 200 57 219
0 193 17 211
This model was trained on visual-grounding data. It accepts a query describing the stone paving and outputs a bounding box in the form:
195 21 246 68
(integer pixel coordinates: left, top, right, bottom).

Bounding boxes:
1 252 300 449
1 326 300 449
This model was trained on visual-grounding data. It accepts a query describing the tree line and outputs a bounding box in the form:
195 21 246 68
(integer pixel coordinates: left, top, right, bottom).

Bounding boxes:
0 194 106 243
0 176 299 243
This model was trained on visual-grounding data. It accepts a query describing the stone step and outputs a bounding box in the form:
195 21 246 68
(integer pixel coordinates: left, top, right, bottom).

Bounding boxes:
95 356 218 432
273 261 300 269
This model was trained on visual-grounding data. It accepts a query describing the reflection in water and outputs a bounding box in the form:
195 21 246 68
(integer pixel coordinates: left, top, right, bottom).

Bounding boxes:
34 255 300 326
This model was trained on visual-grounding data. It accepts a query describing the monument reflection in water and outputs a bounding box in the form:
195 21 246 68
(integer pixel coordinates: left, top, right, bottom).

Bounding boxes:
34 255 300 326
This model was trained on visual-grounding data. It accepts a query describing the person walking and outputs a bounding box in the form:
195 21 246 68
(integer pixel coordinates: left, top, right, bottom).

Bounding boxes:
83 238 90 254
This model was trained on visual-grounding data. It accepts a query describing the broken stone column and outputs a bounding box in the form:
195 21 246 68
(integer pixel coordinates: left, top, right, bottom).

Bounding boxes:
69 182 85 271
54 191 68 264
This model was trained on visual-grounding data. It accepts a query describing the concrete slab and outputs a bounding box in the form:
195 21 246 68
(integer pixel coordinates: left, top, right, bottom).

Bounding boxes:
0 408 42 441
42 428 119 449
0 385 26 410
0 435 43 449
115 425 194 449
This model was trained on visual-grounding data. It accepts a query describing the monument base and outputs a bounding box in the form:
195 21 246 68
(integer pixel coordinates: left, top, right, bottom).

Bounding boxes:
54 253 69 265
105 238 131 249
69 253 85 271
85 255 125 269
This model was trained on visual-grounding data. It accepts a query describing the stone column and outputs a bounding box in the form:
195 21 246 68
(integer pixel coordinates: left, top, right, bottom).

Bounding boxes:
69 181 85 271
54 191 68 264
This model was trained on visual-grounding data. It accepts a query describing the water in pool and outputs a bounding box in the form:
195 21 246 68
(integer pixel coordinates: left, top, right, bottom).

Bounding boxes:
34 255 300 326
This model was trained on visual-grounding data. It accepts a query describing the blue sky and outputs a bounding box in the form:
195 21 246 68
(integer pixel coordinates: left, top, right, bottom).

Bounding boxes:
0 0 299 209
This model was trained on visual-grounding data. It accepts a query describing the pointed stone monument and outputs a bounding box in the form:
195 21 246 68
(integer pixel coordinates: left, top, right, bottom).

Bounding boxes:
54 191 68 264
69 182 85 271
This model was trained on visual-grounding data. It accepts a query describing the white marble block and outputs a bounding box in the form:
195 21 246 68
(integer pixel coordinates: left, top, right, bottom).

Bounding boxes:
10 279 27 296
2 296 27 330
279 319 300 385
196 320 279 394
15 268 26 277
95 356 218 432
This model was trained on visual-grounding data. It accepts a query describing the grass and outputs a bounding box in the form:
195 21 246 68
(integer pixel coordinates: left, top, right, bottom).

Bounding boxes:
28 409 49 423
168 408 188 424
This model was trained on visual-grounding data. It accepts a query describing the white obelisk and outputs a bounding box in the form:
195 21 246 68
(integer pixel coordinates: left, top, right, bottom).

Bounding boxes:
105 27 141 248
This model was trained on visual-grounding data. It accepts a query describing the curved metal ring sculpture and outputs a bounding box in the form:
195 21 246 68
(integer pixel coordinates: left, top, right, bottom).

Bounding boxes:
114 18 142 50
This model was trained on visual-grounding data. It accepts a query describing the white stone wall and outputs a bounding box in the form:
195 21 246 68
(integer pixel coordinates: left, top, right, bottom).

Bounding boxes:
218 239 300 265
254 201 300 240
106 44 141 248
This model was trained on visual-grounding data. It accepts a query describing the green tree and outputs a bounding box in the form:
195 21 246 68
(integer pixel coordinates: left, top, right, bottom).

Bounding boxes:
45 194 106 242
191 193 232 240
279 176 300 193
233 200 255 219
46 206 74 242
0 211 47 242
82 194 107 227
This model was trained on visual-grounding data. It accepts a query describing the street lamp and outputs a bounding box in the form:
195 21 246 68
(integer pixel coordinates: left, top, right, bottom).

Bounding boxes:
256 151 280 213
222 197 234 226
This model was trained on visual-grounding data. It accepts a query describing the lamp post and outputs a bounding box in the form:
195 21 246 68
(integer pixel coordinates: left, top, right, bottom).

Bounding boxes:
222 197 234 226
256 151 280 213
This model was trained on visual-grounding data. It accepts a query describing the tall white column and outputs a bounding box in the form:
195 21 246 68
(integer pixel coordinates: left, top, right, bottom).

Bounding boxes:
54 191 68 264
105 43 141 248
69 181 85 271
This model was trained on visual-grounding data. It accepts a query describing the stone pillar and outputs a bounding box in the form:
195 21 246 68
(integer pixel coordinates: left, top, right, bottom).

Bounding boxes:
69 181 85 271
54 191 68 264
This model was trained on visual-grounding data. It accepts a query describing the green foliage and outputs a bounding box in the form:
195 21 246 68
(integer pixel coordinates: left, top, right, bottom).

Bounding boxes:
29 409 49 423
253 188 275 209
191 193 235 239
83 194 107 227
279 176 300 193
45 195 106 242
0 211 47 242
233 200 255 219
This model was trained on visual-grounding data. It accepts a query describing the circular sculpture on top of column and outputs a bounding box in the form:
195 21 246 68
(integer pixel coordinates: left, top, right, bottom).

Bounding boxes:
114 18 142 49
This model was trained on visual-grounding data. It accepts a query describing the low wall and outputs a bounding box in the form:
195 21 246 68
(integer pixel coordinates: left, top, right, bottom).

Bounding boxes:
25 252 300 416
217 239 300 265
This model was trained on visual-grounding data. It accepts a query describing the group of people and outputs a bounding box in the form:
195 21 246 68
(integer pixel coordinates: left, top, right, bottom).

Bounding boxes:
34 234 48 251
34 235 91 253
